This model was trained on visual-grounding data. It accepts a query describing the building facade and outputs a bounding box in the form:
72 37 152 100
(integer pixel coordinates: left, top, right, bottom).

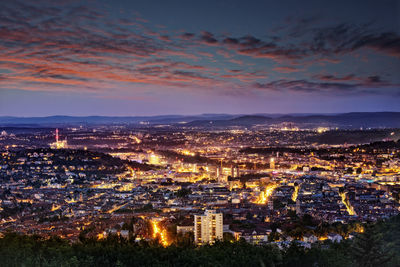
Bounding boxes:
194 210 223 245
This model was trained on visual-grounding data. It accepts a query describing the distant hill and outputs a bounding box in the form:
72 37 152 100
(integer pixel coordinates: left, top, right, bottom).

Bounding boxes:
185 115 272 127
0 112 399 128
273 112 400 128
0 114 238 126
185 112 400 128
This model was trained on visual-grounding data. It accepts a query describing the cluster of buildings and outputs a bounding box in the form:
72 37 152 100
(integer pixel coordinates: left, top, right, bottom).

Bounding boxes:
0 126 399 247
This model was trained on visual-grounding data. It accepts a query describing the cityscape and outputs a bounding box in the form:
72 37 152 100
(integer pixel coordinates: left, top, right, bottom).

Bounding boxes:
0 116 399 264
0 0 400 266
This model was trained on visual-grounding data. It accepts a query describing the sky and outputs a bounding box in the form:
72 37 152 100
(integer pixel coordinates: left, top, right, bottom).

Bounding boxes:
0 0 400 116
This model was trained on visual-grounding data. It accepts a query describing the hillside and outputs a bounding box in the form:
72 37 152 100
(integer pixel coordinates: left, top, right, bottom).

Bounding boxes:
1 112 400 128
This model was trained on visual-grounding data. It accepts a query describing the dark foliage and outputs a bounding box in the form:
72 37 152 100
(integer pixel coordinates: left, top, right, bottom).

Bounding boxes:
0 215 399 266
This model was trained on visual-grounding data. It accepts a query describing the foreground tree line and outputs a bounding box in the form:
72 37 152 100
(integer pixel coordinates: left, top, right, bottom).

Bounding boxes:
0 215 399 267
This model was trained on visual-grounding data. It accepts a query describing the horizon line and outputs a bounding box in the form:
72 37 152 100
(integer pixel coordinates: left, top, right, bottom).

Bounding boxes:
1 111 400 118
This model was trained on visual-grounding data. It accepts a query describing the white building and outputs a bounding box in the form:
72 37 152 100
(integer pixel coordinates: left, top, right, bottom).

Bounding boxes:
328 233 343 243
194 210 223 245
303 233 318 243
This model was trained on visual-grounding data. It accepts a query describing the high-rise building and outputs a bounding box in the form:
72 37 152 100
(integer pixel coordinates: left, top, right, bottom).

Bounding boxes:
194 210 223 245
231 166 240 178
270 157 275 169
234 166 240 178
217 166 227 183
216 166 221 178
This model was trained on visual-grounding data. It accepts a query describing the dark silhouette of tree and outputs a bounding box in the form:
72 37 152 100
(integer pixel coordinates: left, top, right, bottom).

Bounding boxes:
176 188 191 198
352 225 392 267
1 214 400 267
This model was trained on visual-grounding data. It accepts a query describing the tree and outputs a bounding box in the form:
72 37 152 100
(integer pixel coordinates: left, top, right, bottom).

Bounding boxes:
273 199 285 209
287 209 297 220
269 231 280 242
176 188 191 198
223 232 235 242
352 225 392 267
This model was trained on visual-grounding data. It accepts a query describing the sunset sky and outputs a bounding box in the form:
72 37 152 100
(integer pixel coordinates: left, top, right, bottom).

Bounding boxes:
0 0 399 116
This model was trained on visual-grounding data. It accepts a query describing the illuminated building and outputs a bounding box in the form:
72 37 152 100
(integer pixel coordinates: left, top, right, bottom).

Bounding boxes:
316 127 329 133
270 157 275 169
231 166 240 178
148 153 160 165
194 210 223 245
49 128 68 149
217 165 227 183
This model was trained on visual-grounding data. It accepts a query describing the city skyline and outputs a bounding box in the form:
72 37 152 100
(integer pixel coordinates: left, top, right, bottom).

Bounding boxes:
0 0 399 116
0 2 399 264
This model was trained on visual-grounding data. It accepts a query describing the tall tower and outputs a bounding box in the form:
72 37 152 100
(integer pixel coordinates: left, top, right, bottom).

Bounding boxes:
50 128 67 149
55 128 59 143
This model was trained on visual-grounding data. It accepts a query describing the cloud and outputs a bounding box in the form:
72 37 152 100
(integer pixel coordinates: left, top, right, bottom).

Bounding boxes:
179 32 195 40
207 23 400 61
0 1 398 98
220 70 268 82
273 66 302 73
254 76 400 96
314 74 389 85
306 24 400 58
0 1 222 91
254 80 357 93
220 35 306 60
313 74 356 82
199 31 218 45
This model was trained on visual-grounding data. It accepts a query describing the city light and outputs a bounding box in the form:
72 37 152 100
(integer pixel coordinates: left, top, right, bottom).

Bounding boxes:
0 113 399 255
0 0 399 264
151 220 170 247
339 192 356 216
254 184 278 204
50 129 68 149
292 184 300 202
316 127 329 134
